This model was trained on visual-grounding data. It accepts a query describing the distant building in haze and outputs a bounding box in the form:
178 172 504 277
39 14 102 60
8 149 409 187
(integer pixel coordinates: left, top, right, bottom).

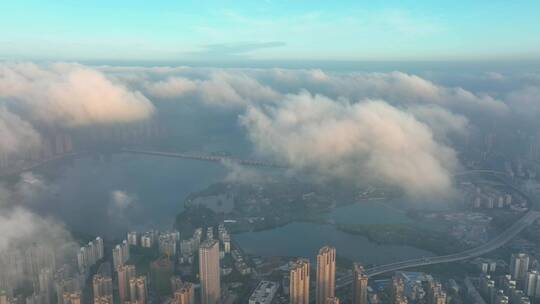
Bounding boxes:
127 232 138 246
511 253 530 286
151 258 174 298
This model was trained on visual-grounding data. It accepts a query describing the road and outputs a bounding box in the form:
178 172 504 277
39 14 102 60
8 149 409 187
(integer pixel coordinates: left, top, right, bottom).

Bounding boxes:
120 148 285 168
336 210 540 289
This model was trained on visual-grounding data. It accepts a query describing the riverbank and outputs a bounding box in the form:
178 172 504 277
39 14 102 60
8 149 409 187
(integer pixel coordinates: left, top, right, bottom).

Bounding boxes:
336 223 470 255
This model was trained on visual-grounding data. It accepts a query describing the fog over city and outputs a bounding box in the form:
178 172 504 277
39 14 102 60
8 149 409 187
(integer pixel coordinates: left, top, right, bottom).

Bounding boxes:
1 61 539 242
2 1 540 303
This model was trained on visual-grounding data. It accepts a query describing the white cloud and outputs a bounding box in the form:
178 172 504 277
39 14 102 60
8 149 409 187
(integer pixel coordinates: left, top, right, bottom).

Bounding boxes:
506 86 540 121
144 70 280 107
0 181 77 286
144 77 198 98
407 105 469 140
0 107 41 156
241 91 459 198
0 63 155 127
110 190 135 211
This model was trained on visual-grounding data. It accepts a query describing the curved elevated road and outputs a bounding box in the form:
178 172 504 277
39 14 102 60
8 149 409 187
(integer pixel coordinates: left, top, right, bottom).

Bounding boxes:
365 210 540 276
336 210 540 289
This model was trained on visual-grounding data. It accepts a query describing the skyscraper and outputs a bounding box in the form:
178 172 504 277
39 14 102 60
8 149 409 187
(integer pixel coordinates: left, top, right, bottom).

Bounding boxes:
127 232 138 246
352 263 368 304
113 241 130 269
92 275 113 301
38 268 53 304
316 246 336 304
510 253 530 285
128 276 147 304
117 265 136 303
173 282 194 304
290 259 310 304
524 271 540 298
137 276 148 304
199 240 220 304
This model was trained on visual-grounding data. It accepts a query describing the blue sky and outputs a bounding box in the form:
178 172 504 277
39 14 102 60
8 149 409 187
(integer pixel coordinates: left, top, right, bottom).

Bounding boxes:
1 0 539 62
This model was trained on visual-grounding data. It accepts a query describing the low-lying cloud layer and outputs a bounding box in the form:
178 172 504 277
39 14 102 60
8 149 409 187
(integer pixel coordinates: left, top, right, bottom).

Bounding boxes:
0 63 156 159
0 63 155 127
0 177 77 287
3 62 540 201
241 92 458 198
0 108 41 156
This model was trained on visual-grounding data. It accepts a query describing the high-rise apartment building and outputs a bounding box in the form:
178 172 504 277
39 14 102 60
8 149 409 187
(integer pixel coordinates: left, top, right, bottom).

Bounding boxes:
524 271 540 299
352 263 368 304
92 275 113 301
290 259 310 304
112 241 130 269
128 276 147 304
117 265 136 303
127 232 138 246
199 240 220 304
510 253 530 285
316 246 336 304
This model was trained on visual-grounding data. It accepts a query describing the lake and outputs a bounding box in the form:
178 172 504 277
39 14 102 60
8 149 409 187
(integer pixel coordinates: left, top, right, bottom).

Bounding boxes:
23 154 434 264
234 202 434 265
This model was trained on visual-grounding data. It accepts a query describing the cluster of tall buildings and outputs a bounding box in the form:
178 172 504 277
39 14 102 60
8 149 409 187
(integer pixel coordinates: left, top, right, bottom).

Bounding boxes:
76 237 104 273
178 225 230 266
126 230 180 257
384 272 448 304
179 228 203 264
92 274 112 304
0 132 73 174
465 185 516 210
478 253 534 304
287 246 369 304
183 224 232 304
112 241 130 269
158 232 180 258
0 239 89 304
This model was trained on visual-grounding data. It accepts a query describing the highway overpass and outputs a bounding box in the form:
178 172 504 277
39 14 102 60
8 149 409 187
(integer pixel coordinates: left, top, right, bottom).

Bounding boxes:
120 148 285 168
336 210 540 289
